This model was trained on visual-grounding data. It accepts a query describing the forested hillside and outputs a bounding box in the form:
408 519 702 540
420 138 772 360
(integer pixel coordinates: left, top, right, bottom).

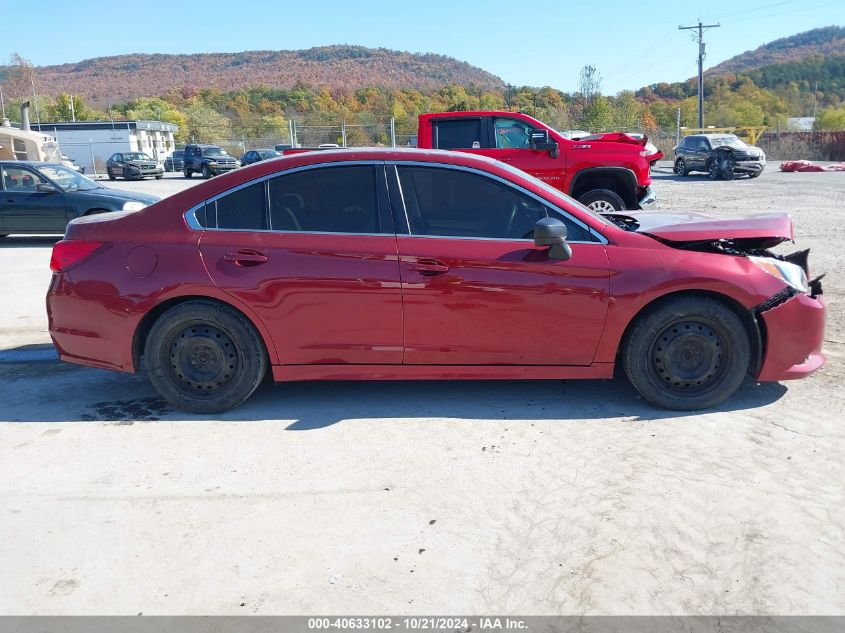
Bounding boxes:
706 26 845 74
3 46 505 106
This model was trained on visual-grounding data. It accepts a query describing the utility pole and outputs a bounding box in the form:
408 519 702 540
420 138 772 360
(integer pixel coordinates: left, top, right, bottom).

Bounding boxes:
69 95 76 122
679 19 720 129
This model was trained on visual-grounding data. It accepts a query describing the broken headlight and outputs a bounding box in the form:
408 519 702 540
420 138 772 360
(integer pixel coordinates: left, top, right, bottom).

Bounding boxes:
748 256 809 294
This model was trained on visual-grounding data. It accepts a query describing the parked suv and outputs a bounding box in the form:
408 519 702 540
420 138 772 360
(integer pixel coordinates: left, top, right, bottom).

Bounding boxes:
183 144 239 179
673 134 766 180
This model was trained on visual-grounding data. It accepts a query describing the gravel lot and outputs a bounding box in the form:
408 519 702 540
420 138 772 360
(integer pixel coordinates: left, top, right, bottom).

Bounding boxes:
0 163 843 615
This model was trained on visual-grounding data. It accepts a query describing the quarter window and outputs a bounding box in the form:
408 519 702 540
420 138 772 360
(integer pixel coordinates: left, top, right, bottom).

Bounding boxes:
268 166 381 233
213 181 268 230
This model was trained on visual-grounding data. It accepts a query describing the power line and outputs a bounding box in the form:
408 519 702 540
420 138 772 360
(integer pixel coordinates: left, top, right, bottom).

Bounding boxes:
679 20 721 128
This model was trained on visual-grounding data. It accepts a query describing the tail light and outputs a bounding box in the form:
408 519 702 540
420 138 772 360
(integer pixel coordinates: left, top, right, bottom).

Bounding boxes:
50 240 108 272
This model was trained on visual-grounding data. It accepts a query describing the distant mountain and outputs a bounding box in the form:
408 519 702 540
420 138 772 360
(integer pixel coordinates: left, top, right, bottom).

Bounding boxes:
22 45 506 106
706 26 845 75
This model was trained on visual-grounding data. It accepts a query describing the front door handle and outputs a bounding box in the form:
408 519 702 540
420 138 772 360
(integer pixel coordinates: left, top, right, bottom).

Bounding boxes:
223 249 268 266
405 259 449 276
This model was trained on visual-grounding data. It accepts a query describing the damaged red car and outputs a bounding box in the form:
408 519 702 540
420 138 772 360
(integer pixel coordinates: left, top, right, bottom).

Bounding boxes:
46 149 825 413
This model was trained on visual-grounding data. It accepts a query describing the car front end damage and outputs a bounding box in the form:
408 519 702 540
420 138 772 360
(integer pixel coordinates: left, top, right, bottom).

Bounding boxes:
604 210 827 383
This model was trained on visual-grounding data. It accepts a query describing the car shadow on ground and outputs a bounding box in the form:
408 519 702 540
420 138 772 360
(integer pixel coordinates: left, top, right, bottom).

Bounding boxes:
0 235 61 247
0 359 788 427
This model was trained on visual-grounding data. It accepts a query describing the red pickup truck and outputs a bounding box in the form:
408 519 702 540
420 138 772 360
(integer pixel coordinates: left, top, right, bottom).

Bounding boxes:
416 111 662 212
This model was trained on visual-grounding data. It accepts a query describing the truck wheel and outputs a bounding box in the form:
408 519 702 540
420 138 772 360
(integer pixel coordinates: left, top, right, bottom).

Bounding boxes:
622 295 750 410
674 158 689 176
578 189 626 213
183 168 192 179
201 164 211 179
144 300 268 414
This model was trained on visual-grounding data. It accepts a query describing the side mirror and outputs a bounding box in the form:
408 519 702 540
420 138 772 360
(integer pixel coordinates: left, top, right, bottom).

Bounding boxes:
533 217 572 260
529 129 560 158
36 183 58 194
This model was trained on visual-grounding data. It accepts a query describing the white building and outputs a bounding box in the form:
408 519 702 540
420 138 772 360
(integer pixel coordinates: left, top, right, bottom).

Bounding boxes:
30 120 179 175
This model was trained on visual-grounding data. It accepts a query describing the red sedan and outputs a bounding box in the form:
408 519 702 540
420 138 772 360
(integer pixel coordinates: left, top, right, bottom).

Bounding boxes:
46 149 825 413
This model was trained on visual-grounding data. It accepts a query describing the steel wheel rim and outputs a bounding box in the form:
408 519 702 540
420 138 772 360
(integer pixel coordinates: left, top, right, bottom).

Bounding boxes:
588 199 617 213
164 323 239 394
650 319 727 393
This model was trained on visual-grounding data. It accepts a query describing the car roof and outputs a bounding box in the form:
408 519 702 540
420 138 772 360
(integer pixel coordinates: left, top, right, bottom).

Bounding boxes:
0 160 54 167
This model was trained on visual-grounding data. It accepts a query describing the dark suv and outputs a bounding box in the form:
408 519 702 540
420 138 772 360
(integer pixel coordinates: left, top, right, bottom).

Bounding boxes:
183 144 239 179
673 134 766 180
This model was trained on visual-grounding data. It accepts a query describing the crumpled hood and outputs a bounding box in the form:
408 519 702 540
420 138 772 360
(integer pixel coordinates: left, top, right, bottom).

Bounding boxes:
610 210 793 243
125 160 157 167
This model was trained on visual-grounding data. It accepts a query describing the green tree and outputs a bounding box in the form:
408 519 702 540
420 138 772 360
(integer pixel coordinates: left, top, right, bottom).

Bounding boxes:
49 93 97 121
581 95 613 132
814 107 845 130
182 100 231 143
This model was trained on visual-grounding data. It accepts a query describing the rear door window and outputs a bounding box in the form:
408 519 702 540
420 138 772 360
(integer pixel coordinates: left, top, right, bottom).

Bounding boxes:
211 181 268 230
434 119 483 150
268 165 383 234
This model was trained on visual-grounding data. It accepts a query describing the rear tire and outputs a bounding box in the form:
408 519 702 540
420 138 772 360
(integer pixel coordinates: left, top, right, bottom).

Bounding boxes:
144 300 268 414
578 188 626 213
622 295 750 410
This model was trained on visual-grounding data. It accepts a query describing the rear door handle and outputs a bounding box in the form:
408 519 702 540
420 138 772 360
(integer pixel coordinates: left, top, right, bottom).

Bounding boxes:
405 259 449 276
223 249 268 266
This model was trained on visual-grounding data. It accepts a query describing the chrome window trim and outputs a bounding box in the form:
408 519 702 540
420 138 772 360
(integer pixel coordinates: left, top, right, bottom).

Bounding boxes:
181 158 608 246
388 160 608 245
183 160 388 234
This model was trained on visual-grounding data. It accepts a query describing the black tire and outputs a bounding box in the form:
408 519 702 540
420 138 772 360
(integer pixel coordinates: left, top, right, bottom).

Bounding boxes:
622 295 750 410
673 158 689 176
707 159 721 180
122 168 134 181
144 300 268 413
155 174 163 180
108 171 116 181
747 169 763 179
184 168 192 179
578 188 626 213
201 164 211 179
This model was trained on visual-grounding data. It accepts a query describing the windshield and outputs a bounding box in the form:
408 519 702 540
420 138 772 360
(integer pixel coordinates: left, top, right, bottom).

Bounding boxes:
493 160 615 228
172 151 184 158
258 150 278 159
123 152 153 161
38 164 101 191
709 136 748 149
202 147 228 157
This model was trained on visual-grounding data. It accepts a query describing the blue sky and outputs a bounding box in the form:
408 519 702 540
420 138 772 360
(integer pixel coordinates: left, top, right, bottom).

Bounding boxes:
3 0 842 94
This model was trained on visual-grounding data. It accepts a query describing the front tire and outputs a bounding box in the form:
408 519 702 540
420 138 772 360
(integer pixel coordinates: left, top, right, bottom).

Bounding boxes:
144 300 268 413
201 164 211 179
674 158 689 176
622 296 750 410
108 171 116 181
183 168 192 179
578 188 626 213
